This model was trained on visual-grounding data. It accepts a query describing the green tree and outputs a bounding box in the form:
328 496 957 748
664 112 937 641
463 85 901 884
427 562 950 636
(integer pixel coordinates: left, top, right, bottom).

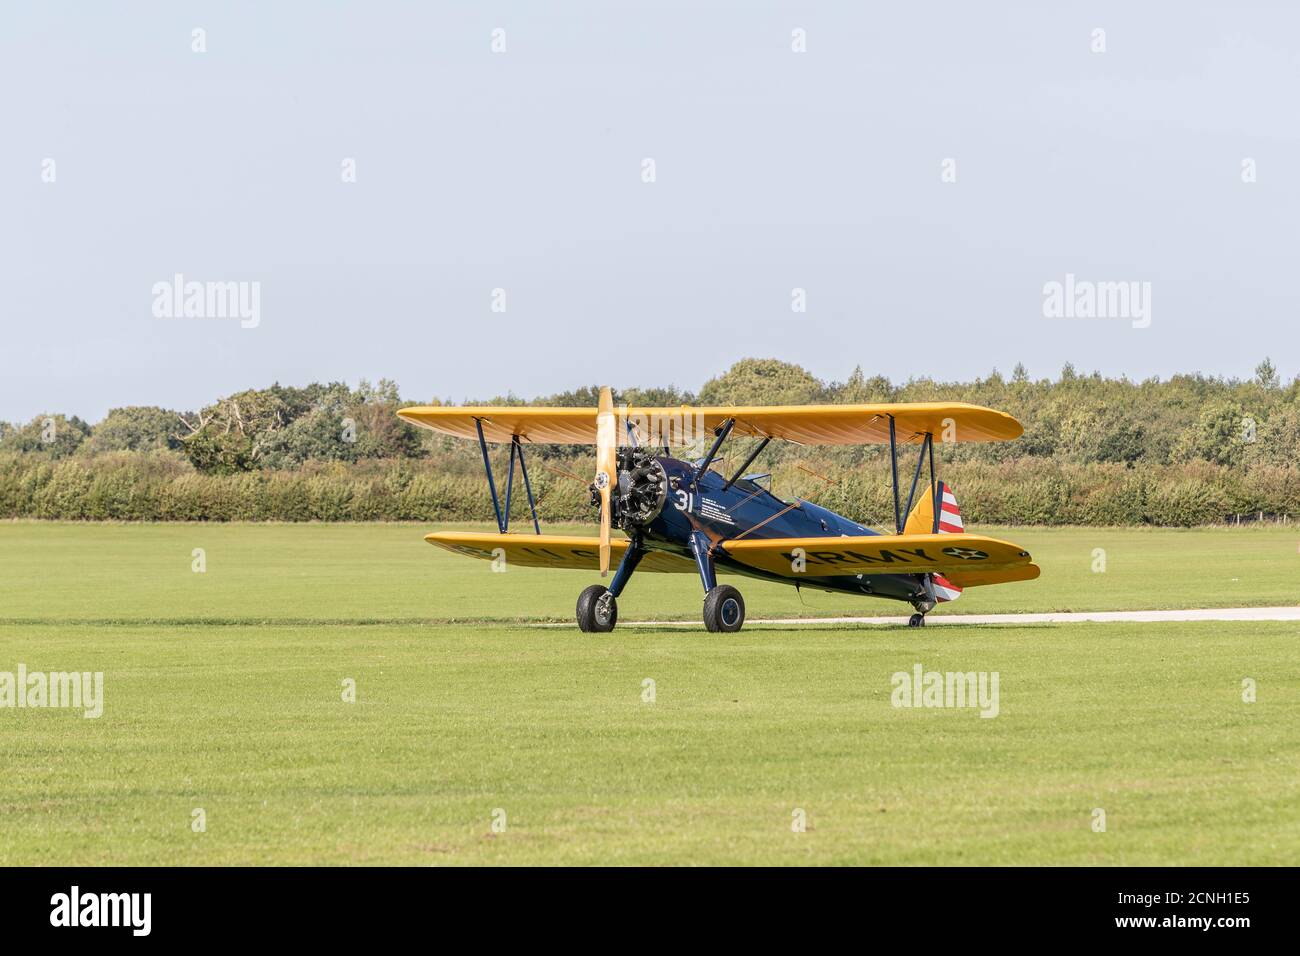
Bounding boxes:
177 386 310 473
85 406 183 453
1 414 91 459
349 378 425 460
1243 403 1300 467
618 385 697 407
1173 401 1248 466
262 383 359 467
834 366 894 403
698 358 824 406
1256 357 1280 389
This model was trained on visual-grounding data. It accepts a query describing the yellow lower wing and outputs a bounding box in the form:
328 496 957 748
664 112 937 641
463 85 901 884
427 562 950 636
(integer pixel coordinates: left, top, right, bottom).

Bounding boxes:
719 533 1033 578
425 531 694 573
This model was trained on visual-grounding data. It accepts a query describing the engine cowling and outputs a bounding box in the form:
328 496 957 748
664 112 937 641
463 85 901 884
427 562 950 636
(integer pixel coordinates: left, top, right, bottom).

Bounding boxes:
590 448 667 531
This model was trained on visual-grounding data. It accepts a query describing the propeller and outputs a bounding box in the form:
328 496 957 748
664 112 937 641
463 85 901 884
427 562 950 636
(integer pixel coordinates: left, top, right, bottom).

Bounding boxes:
595 385 617 576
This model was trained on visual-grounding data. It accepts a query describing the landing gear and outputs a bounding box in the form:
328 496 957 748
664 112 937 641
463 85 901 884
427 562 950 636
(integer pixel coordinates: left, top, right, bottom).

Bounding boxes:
704 585 746 633
908 581 935 628
577 584 617 632
576 535 643 633
690 530 745 633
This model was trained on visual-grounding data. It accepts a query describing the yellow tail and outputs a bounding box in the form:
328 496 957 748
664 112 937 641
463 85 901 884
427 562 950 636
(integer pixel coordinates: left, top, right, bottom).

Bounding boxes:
904 481 966 603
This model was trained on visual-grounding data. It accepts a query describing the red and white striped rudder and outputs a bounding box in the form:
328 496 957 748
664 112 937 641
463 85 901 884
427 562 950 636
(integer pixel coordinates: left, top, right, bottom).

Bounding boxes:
932 482 964 602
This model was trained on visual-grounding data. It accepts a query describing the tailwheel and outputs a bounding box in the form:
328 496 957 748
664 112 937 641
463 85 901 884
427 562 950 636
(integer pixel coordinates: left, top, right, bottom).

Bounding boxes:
908 613 926 628
577 584 617 633
703 585 745 633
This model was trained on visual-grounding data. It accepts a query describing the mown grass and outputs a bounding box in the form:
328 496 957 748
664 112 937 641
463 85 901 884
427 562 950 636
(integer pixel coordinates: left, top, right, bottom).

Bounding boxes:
0 619 1295 865
1 521 1297 624
0 521 1296 865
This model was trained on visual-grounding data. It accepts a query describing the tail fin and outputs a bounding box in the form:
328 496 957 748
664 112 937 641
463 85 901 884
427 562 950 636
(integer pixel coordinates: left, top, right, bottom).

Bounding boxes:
904 481 965 602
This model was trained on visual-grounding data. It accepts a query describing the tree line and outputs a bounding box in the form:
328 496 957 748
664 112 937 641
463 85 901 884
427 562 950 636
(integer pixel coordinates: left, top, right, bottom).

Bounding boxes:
1 359 1296 525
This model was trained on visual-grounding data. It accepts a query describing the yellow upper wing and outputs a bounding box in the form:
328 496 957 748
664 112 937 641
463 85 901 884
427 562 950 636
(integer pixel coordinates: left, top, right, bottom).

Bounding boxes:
397 402 1021 445
425 531 694 573
718 533 1033 578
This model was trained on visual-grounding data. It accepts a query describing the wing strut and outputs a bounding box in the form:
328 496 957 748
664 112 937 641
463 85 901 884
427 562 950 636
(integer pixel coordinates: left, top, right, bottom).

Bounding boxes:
890 419 940 535
512 436 542 534
888 415 902 533
474 419 542 535
928 433 939 533
902 432 934 522
724 436 771 489
475 417 505 533
693 417 735 487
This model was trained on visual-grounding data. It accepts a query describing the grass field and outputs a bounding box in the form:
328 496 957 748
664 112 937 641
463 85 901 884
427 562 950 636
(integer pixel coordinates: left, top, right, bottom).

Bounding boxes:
0 521 1297 865
2 521 1298 623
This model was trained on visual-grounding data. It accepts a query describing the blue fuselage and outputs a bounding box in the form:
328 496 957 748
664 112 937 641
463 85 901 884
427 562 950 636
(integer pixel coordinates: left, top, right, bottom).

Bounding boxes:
636 456 928 604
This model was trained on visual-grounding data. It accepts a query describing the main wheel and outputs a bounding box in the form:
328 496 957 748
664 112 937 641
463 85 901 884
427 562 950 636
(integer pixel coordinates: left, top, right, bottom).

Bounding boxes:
908 612 926 628
703 585 745 633
576 584 617 632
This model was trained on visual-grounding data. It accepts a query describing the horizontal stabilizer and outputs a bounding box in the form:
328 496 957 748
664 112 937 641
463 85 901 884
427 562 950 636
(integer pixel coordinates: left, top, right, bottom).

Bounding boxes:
940 564 1041 588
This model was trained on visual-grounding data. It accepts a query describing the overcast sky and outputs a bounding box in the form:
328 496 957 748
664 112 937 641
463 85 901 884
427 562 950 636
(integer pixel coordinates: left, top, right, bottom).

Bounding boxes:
3 2 1298 422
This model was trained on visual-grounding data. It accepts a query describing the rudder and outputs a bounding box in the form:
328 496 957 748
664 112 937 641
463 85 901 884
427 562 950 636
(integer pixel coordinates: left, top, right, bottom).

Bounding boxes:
904 481 965 602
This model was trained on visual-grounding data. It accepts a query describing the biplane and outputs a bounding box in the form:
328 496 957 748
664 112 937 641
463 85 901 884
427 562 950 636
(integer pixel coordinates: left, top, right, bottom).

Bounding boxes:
397 389 1038 632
